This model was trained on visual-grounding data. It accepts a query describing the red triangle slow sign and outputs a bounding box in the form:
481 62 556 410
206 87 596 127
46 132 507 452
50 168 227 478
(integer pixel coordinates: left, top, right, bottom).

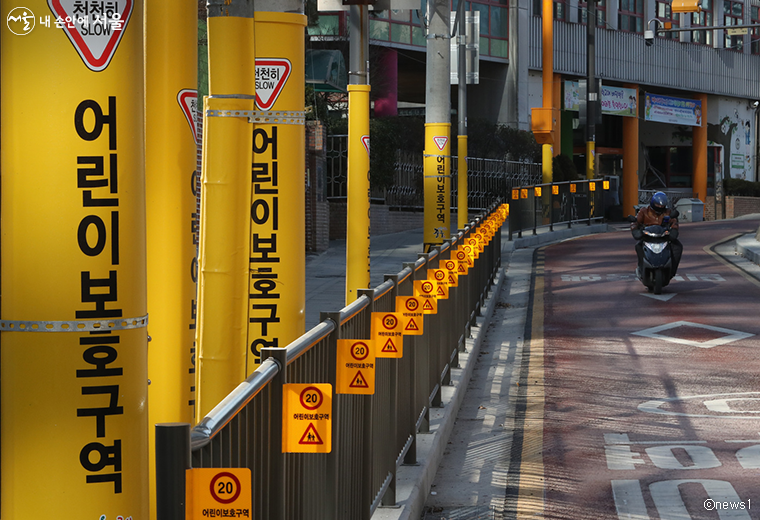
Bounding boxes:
255 58 292 110
361 135 370 157
433 136 448 151
48 0 134 72
177 89 199 145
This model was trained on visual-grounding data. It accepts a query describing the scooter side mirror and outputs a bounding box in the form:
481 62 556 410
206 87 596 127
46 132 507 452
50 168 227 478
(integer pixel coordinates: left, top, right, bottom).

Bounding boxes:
670 209 680 219
626 215 637 223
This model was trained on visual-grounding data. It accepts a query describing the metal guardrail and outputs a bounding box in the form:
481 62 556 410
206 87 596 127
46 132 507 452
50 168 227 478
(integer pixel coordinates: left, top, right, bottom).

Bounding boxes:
387 150 542 211
156 203 506 520
507 179 609 240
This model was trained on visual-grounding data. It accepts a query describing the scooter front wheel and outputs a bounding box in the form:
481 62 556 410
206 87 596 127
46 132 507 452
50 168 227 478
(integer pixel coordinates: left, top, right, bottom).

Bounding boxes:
654 269 663 295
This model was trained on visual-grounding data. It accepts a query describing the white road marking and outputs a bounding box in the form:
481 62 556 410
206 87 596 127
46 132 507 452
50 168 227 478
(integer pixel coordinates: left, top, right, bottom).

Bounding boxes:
638 392 760 419
631 321 755 349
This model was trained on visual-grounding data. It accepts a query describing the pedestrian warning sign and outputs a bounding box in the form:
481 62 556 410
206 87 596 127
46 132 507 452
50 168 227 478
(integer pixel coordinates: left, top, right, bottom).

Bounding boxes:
255 58 292 110
413 280 439 314
49 0 134 72
337 340 376 394
282 384 332 453
372 312 405 358
186 468 252 519
299 423 323 445
396 296 424 336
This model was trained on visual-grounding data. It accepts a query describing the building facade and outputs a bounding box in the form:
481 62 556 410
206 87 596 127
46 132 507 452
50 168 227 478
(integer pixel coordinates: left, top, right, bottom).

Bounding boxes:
310 0 760 196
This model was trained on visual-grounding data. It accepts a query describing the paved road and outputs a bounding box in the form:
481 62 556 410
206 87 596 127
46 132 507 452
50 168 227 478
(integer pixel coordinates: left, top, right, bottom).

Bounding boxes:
508 218 760 519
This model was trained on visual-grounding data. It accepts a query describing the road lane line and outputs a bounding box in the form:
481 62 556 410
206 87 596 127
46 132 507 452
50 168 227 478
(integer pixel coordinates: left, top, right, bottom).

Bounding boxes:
515 248 546 519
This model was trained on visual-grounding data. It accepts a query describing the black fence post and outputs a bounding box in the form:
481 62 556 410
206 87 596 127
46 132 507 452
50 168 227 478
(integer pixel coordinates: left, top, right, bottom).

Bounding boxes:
261 347 288 520
156 422 190 520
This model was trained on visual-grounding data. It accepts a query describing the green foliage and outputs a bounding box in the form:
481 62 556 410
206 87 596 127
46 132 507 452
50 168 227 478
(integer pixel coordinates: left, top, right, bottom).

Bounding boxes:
551 154 583 182
724 178 760 197
369 116 425 189
454 119 542 163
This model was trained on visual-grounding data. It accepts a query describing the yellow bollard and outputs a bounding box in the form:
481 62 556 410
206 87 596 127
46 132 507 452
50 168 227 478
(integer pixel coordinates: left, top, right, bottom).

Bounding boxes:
144 0 198 517
195 12 255 420
247 11 307 370
1 0 148 516
424 122 451 248
346 84 372 304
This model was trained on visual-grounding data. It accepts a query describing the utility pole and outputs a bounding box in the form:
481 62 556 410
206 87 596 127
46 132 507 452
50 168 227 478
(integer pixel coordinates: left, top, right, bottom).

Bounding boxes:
424 0 452 250
586 0 597 179
346 4 371 304
456 0 469 231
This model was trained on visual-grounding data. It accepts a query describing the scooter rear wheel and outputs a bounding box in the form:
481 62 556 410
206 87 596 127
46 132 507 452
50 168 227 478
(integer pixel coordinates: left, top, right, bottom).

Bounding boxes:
654 269 663 295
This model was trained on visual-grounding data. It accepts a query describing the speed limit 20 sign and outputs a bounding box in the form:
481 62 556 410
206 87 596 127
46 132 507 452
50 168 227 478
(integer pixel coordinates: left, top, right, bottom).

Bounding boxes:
186 468 252 518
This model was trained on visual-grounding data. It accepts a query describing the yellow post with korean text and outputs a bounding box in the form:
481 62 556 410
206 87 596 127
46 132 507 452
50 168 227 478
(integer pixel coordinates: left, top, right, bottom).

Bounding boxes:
248 11 308 373
144 0 198 516
346 84 371 305
2 1 148 517
424 123 451 249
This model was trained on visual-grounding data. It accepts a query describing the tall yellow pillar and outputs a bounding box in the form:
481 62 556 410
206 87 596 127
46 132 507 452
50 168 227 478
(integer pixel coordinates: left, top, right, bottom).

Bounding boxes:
144 0 198 517
622 84 640 215
346 84 371 304
196 8 255 420
2 1 149 516
424 123 451 247
248 10 307 369
693 93 708 202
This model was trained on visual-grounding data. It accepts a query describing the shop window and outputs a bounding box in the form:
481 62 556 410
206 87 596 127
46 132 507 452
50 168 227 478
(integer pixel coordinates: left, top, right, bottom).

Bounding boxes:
619 0 644 32
579 0 607 26
655 0 680 39
724 0 744 50
691 0 713 45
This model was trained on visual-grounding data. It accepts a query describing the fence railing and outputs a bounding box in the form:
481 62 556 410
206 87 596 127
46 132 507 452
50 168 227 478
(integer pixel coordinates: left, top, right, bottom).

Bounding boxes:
326 134 542 212
156 203 508 520
507 179 610 240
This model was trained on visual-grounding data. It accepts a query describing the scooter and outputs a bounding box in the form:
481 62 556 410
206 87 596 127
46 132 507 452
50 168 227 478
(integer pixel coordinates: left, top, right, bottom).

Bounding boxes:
629 210 679 295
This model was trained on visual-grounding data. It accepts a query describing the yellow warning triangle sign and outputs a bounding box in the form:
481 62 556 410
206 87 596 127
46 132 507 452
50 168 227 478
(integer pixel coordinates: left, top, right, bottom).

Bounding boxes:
458 264 467 274
381 338 398 353
405 318 420 331
422 299 434 310
436 286 446 296
298 423 324 445
349 370 369 388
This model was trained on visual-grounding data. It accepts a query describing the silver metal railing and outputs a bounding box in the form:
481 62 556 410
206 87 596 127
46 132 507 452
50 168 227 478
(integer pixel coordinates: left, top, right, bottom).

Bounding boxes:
156 203 505 520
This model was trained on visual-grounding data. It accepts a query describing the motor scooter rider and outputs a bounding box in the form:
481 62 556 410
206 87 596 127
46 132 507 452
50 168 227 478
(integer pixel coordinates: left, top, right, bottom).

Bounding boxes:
631 191 683 278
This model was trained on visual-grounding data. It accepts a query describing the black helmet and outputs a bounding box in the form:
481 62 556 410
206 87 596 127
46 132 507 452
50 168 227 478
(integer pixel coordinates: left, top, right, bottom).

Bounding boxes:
650 191 668 215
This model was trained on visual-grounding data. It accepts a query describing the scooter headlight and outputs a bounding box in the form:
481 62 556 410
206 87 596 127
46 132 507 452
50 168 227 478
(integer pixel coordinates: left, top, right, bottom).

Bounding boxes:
644 242 667 254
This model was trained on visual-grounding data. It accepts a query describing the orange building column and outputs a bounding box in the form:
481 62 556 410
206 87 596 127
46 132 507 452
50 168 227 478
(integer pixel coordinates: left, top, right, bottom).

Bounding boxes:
622 84 640 215
692 93 708 202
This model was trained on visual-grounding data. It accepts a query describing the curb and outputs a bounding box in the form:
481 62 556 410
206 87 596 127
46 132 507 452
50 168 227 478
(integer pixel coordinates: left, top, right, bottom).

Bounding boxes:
372 262 507 520
735 233 760 266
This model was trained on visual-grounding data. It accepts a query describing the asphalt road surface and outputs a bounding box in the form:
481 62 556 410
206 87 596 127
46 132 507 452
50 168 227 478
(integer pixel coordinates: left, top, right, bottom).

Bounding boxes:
507 218 760 520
